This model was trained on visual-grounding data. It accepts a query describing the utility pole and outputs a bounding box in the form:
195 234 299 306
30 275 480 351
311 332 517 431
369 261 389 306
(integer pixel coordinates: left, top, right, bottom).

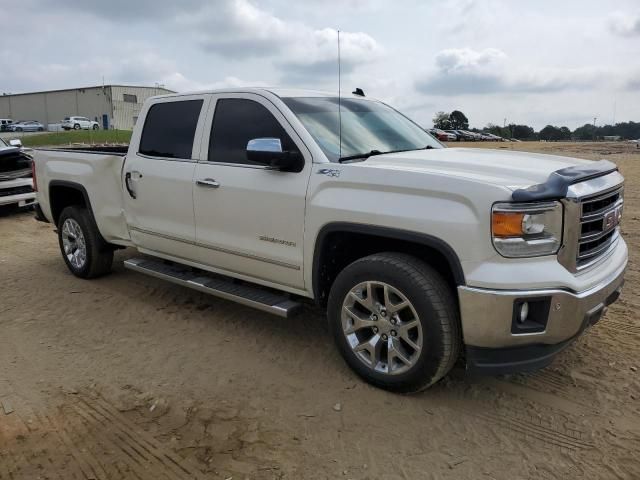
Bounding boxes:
593 117 597 141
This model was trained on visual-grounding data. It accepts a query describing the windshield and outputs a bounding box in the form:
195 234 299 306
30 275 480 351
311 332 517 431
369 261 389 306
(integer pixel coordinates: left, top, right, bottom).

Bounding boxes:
282 97 442 162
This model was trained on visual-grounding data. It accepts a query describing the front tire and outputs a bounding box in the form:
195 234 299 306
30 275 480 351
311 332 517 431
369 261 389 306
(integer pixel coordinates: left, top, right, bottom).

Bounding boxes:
73 124 80 130
327 253 461 393
92 124 99 130
57 206 113 278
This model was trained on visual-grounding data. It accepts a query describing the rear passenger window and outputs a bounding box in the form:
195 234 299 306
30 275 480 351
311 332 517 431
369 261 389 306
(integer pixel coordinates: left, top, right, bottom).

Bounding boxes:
139 100 203 159
208 98 298 165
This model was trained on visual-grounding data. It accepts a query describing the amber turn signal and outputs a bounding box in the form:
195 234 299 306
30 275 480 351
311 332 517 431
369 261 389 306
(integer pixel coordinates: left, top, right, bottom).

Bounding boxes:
492 212 524 237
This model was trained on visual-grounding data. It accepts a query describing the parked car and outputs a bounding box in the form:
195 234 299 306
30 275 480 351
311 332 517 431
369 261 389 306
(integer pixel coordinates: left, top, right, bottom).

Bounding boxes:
429 128 455 141
453 130 477 141
34 88 627 392
0 118 14 132
0 137 36 209
62 116 100 130
9 120 45 132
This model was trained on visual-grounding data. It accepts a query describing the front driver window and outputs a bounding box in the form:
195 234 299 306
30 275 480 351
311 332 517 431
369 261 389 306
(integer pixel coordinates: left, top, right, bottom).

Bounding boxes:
208 98 299 166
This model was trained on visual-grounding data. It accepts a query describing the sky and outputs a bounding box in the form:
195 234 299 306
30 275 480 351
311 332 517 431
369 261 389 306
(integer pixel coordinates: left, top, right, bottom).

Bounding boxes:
2 0 639 130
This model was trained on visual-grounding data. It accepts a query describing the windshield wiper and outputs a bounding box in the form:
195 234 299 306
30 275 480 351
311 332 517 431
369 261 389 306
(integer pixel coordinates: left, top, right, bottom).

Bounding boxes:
338 146 434 163
338 149 384 162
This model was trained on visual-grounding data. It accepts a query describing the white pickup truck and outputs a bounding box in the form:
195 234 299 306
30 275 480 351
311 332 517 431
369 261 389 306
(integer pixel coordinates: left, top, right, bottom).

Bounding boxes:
33 88 627 392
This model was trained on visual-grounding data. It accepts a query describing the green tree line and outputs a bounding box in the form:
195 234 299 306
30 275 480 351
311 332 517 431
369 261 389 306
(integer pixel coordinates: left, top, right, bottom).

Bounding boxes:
433 111 640 141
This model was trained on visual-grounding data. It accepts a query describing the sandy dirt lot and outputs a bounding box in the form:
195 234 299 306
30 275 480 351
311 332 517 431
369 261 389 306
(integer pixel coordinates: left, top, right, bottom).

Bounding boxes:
1 142 639 479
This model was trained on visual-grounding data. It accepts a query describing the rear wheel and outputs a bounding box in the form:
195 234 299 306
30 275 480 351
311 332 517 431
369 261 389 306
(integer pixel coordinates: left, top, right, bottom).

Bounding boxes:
328 252 461 393
57 206 113 278
73 123 80 130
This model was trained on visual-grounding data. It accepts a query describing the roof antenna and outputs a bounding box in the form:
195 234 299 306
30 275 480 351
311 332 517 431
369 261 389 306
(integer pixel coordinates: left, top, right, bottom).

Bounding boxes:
337 29 342 160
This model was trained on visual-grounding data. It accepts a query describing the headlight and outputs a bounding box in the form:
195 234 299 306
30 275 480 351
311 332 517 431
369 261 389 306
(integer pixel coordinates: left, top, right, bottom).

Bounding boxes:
491 201 563 257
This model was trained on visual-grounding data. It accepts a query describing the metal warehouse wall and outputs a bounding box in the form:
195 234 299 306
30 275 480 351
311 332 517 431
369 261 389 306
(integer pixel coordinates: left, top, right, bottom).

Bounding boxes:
0 85 174 130
110 86 173 130
0 87 111 128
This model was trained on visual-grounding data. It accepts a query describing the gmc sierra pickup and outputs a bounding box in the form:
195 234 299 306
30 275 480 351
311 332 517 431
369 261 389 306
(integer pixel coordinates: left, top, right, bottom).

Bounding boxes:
33 88 627 392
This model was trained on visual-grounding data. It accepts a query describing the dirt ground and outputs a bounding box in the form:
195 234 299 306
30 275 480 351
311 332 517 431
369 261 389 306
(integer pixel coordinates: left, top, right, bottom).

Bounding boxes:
1 141 639 479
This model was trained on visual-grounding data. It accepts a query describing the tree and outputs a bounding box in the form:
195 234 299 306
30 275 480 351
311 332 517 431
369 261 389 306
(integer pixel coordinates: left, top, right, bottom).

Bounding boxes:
449 110 469 130
433 111 451 129
539 125 564 141
573 123 596 140
559 126 572 140
511 124 536 140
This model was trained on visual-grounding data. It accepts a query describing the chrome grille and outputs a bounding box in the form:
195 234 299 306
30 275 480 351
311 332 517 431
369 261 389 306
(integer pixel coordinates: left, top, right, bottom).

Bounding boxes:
558 171 625 273
576 186 623 268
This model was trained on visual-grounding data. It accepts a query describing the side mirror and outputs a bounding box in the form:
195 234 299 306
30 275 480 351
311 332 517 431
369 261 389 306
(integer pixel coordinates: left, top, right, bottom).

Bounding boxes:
9 139 22 148
246 138 303 172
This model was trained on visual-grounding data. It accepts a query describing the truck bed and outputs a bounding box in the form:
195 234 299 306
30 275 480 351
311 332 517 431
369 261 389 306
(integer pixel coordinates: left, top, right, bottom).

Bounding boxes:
34 147 131 245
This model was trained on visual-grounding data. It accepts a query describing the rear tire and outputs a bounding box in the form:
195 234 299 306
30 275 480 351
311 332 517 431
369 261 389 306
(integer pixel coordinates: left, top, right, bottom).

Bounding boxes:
327 252 461 393
73 124 80 130
57 206 113 278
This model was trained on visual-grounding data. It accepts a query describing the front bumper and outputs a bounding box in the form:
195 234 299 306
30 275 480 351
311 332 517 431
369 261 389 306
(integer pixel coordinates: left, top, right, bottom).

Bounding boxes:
0 179 36 207
0 191 37 207
458 259 626 373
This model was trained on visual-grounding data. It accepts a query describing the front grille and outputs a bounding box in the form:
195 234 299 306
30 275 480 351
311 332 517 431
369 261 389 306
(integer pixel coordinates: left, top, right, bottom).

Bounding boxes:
576 186 623 268
0 185 33 198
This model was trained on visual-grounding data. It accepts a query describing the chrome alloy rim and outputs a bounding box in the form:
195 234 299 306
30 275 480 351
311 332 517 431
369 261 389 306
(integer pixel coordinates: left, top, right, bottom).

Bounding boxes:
61 218 87 269
341 281 423 375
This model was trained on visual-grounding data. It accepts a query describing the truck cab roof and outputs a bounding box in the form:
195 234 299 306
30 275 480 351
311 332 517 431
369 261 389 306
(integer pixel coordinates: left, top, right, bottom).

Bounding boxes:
148 87 373 101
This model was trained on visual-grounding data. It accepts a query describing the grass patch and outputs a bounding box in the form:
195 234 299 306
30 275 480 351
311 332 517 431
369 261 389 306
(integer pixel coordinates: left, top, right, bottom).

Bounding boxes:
20 130 132 148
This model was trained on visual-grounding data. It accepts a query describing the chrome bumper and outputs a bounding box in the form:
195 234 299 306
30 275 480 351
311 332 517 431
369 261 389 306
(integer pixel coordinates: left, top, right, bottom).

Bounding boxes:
458 261 626 349
0 191 37 207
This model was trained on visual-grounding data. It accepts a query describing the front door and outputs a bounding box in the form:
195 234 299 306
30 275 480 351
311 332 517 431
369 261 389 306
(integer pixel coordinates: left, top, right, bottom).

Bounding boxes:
123 95 209 260
192 94 311 290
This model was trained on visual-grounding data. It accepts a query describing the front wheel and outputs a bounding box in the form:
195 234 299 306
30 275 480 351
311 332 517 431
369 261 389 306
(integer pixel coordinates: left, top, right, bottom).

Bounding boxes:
57 206 113 278
327 252 461 393
73 124 80 130
92 124 99 130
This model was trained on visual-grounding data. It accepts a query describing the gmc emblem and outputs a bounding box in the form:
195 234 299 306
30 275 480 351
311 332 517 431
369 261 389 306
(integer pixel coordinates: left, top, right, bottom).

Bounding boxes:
603 205 623 231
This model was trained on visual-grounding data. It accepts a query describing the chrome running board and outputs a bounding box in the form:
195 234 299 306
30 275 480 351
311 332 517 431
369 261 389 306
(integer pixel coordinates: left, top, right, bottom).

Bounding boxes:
124 257 302 318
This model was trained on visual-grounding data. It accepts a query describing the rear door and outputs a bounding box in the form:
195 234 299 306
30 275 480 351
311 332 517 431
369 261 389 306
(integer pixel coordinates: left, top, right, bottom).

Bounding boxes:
192 94 311 290
122 94 209 260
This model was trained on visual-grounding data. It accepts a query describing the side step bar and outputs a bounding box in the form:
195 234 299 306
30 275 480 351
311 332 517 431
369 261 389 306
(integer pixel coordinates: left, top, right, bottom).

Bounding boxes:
124 258 302 318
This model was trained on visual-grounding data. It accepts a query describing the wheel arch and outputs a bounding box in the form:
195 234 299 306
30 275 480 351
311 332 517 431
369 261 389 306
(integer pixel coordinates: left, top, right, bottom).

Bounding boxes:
312 223 466 306
49 180 94 227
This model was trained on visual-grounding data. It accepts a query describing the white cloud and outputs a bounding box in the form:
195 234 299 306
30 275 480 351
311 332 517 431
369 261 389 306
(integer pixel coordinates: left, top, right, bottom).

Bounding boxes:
415 48 602 96
608 11 640 36
180 0 382 77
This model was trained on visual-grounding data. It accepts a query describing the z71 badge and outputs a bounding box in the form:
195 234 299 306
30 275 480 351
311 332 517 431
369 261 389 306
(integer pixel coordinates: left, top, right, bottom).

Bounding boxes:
317 168 341 178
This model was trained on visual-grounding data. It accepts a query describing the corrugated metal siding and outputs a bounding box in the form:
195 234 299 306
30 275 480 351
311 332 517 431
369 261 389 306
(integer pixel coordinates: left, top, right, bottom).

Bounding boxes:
110 86 173 130
0 87 111 127
0 86 173 130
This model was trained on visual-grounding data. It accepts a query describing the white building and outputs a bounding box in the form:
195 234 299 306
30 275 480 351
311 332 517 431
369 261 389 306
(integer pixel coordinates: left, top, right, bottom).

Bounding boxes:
0 85 175 130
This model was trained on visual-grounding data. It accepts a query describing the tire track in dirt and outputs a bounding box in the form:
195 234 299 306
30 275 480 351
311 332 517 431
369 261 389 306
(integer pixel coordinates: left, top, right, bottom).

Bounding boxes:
76 391 206 480
601 320 640 336
0 387 209 479
457 400 594 451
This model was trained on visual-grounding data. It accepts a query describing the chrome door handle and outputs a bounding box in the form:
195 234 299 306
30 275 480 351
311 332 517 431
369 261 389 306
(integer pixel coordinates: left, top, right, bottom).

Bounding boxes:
196 178 220 188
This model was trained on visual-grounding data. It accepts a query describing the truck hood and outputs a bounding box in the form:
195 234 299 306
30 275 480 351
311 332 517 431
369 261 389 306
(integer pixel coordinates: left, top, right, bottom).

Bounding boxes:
0 146 32 180
361 147 592 190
